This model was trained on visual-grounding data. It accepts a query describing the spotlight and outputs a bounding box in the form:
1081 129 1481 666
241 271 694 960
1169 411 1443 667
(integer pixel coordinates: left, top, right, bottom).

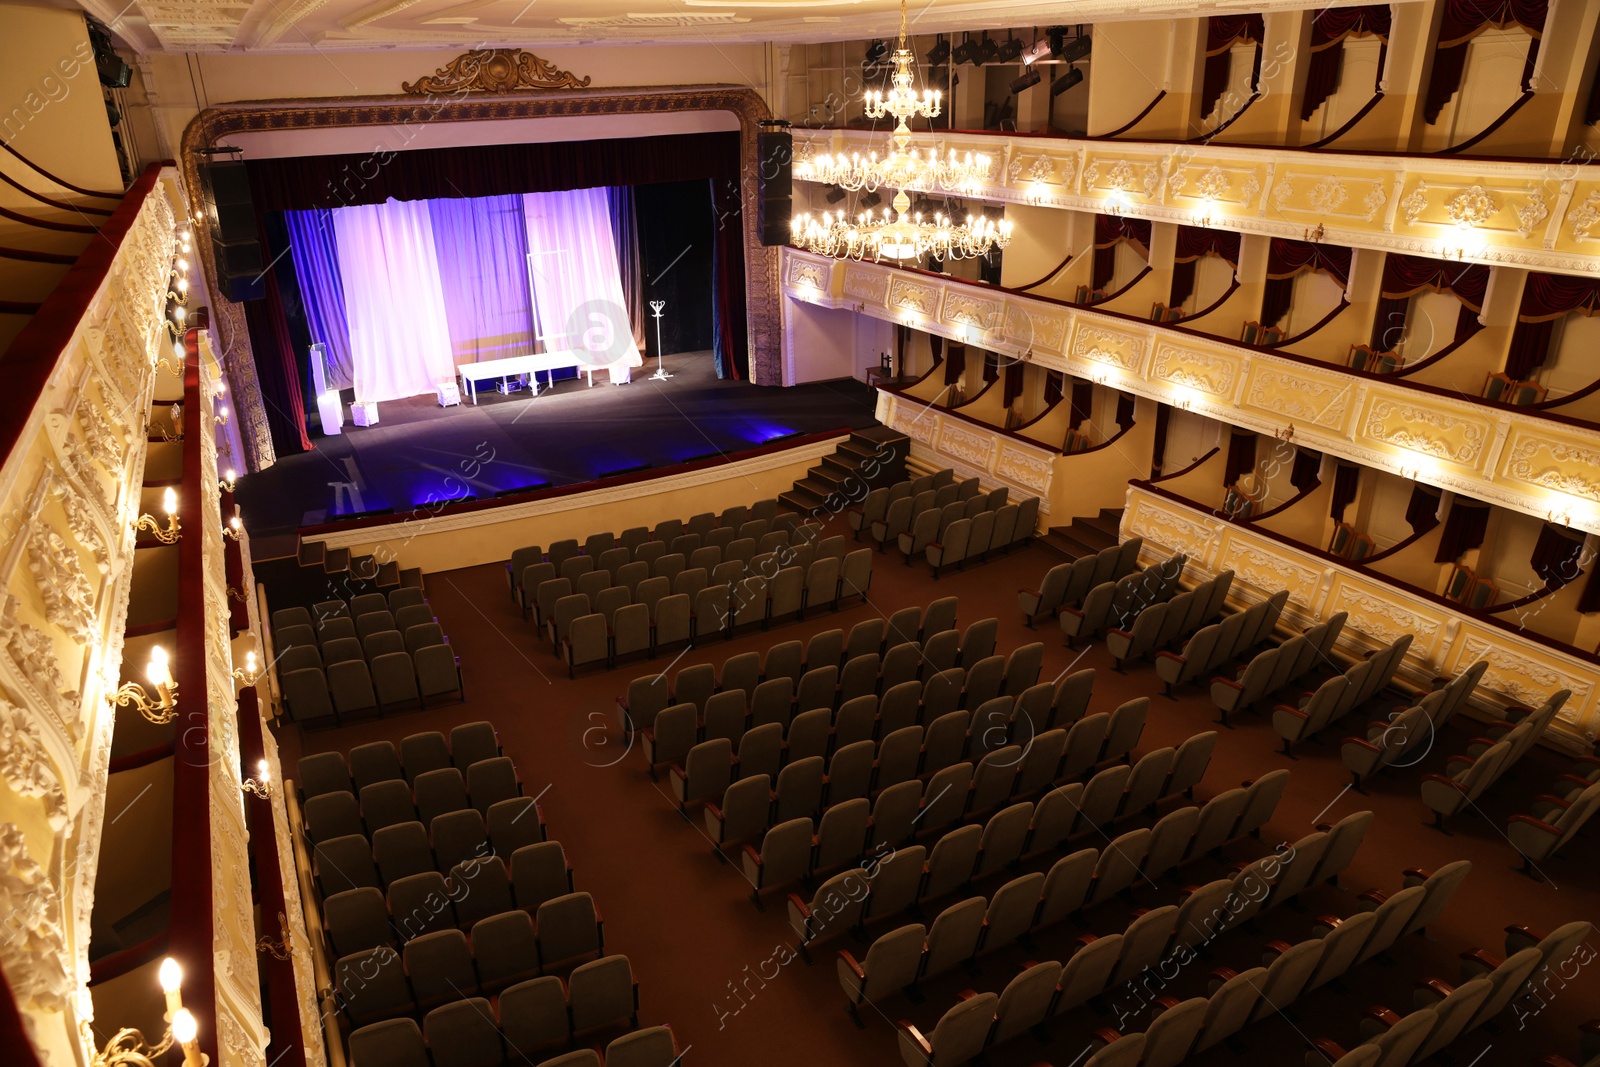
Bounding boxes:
996 36 1024 64
926 34 950 66
1010 69 1042 95
860 190 883 210
974 33 1000 65
1058 34 1092 64
1051 67 1085 96
865 38 889 64
952 32 978 66
825 185 847 205
1021 38 1052 66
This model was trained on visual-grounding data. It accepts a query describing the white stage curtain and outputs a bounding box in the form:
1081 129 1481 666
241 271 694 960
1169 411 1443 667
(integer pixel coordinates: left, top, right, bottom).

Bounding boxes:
333 198 457 403
521 187 644 383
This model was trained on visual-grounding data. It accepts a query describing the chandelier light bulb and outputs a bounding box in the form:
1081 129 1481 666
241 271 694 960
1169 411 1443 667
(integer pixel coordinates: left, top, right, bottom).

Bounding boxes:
147 645 172 689
159 957 183 994
163 487 178 515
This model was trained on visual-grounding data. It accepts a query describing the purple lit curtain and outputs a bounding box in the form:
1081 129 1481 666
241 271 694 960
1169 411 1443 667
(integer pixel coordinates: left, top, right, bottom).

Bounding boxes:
1506 273 1600 378
332 199 456 403
1434 498 1490 562
243 219 312 454
522 187 644 381
1329 462 1360 520
284 209 354 391
1223 430 1257 487
1290 448 1323 492
1424 0 1547 123
1405 484 1443 534
426 194 538 367
1201 14 1265 118
1531 523 1586 587
1262 238 1351 328
1302 5 1391 120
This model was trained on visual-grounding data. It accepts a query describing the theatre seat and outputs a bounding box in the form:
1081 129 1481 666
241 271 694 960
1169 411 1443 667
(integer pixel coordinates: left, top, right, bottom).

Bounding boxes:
362 775 420 832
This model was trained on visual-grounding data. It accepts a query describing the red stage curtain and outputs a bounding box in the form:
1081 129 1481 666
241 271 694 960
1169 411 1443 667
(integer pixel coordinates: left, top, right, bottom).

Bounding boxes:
244 216 312 455
1329 462 1361 520
944 341 965 386
1434 498 1491 562
1290 448 1323 492
1201 14 1266 118
1531 522 1586 587
1223 430 1257 487
1380 253 1488 309
1070 380 1093 429
1303 5 1392 120
245 132 742 211
709 177 748 380
1003 361 1024 406
1369 295 1410 351
1406 484 1443 534
1424 0 1547 123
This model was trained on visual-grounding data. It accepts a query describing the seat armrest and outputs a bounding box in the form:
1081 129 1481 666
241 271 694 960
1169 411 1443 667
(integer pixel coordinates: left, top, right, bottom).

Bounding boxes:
1312 1039 1349 1061
741 844 763 868
1154 651 1185 664
704 801 725 820
1342 737 1379 755
1508 813 1562 835
895 1021 931 1056
1074 932 1100 947
1401 866 1432 883
1313 914 1344 932
1212 677 1244 692
1107 628 1133 640
1262 940 1294 958
1357 889 1388 907
1208 966 1239 983
837 950 865 979
1415 976 1455 1001
787 893 812 918
1458 948 1502 970
1364 1005 1402 1028
1090 1027 1124 1045
1502 703 1535 722
1420 773 1466 794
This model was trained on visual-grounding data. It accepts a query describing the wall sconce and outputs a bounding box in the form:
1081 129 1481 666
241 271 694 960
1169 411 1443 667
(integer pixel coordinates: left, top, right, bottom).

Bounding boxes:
242 758 273 800
89 957 206 1067
134 488 182 544
1398 464 1421 481
155 349 183 377
219 468 237 493
1191 199 1216 228
160 403 184 443
256 911 292 960
107 645 179 724
213 406 229 427
223 514 243 541
162 303 188 340
1304 223 1325 244
233 649 259 686
1274 424 1295 442
1548 508 1573 527
1104 190 1128 217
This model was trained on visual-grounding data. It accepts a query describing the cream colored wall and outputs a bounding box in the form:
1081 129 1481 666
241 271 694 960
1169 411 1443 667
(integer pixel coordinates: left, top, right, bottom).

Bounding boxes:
0 4 123 227
998 202 1074 289
1085 19 1198 138
786 298 865 384
1050 398 1155 521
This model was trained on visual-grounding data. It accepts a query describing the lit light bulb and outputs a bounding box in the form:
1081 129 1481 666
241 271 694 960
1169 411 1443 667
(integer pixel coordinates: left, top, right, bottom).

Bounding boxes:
163 487 178 515
147 646 172 689
257 759 270 783
159 957 183 993
245 650 257 675
177 276 188 293
173 305 187 323
172 1008 198 1048
225 468 237 484
177 258 189 273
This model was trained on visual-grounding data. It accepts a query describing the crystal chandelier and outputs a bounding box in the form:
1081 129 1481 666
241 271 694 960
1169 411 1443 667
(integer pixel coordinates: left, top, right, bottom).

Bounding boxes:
795 0 992 194
791 189 1012 263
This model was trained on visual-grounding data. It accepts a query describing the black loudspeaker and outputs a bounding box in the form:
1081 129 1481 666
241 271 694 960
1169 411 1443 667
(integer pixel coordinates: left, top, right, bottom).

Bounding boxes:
758 124 792 246
200 159 267 302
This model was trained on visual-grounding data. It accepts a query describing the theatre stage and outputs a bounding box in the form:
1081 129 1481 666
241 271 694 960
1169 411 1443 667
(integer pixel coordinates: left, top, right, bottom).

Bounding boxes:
235 356 879 536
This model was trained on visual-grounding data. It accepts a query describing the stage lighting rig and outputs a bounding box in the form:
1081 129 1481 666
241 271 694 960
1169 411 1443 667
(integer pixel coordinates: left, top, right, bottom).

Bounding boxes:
1051 67 1085 96
1010 68 1042 95
974 33 999 65
925 34 950 66
995 36 1024 64
952 32 978 66
865 39 889 65
1057 32 1092 64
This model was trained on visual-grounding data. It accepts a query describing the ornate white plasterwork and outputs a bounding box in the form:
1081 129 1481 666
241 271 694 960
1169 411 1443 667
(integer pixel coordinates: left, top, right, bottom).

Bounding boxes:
994 446 1051 494
937 422 995 469
841 266 889 305
1126 499 1216 557
1151 343 1237 397
1446 184 1499 227
888 277 940 317
787 258 828 292
1216 542 1320 605
0 697 68 828
27 528 97 646
1244 367 1353 428
1516 191 1549 239
1457 636 1591 728
1569 191 1600 241
1362 398 1486 465
1327 587 1441 652
0 823 72 1015
1071 325 1145 372
944 290 1002 331
1502 436 1600 502
1400 182 1429 226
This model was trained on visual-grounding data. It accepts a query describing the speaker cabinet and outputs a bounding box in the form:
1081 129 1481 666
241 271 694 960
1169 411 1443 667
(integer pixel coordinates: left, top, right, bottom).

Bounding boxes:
757 126 793 247
200 159 267 301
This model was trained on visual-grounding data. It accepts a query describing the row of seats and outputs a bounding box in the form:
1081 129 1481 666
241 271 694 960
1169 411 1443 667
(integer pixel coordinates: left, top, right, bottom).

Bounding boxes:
506 497 784 599
1209 612 1347 725
1420 688 1568 825
1063 863 1465 1067
1340 664 1522 788
863 474 985 551
1017 538 1145 626
616 598 962 732
518 520 834 624
553 549 875 674
281 646 463 724
879 483 1036 564
702 695 1171 856
1105 569 1235 671
272 586 429 635
297 724 502 800
1270 634 1417 753
1154 589 1289 695
277 603 440 652
352 1016 675 1067
644 635 1043 779
1061 553 1189 646
339 954 640 1059
1507 756 1600 872
847 467 959 539
305 754 524 854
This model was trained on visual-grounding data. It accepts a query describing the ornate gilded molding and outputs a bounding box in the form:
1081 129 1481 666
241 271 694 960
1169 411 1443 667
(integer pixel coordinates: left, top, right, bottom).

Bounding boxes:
180 83 783 441
401 49 591 95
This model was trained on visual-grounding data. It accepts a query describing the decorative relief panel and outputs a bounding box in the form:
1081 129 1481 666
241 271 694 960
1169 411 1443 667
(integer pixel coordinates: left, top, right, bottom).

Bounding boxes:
787 257 829 292
937 422 996 469
890 405 937 447
1242 365 1353 430
995 445 1051 494
887 276 941 318
841 265 888 305
1124 498 1218 559
1150 342 1240 399
27 527 97 646
943 290 1003 331
1326 584 1442 657
1361 398 1489 467
1070 323 1146 374
1002 302 1068 354
1214 538 1322 607
1456 635 1593 732
1499 429 1600 504
0 823 71 1015
0 697 68 828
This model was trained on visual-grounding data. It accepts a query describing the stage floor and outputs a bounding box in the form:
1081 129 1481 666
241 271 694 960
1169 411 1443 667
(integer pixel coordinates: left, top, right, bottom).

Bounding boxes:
235 355 878 536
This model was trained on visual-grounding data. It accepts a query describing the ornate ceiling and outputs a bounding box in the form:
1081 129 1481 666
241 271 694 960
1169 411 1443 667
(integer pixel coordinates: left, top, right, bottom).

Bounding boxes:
76 0 1386 54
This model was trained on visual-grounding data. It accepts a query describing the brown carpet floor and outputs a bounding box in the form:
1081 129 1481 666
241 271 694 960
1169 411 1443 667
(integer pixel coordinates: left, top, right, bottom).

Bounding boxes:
274 518 1600 1067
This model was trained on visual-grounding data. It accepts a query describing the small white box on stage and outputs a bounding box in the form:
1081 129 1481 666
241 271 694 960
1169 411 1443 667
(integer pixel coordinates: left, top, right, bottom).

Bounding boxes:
436 380 461 408
351 401 381 427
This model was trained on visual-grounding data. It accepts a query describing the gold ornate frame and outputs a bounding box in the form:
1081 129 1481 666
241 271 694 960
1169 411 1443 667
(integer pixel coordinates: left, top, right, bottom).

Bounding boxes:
179 84 780 472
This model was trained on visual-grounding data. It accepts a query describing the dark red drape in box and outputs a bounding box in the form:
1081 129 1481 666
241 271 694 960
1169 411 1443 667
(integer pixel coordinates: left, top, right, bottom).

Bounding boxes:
1381 253 1489 309
1406 484 1443 534
1329 462 1361 520
982 351 999 384
1578 556 1600 612
1302 5 1392 120
1115 392 1136 430
1290 448 1323 492
1424 0 1547 123
1003 361 1024 406
1589 50 1600 125
1092 215 1153 290
245 132 743 210
1223 430 1257 487
1262 238 1352 328
1434 498 1491 562
1369 295 1410 351
943 341 965 386
1151 404 1171 477
244 216 313 455
1531 522 1586 587
1171 226 1242 306
1044 370 1064 404
1201 13 1266 118
1070 380 1094 429
1506 273 1600 378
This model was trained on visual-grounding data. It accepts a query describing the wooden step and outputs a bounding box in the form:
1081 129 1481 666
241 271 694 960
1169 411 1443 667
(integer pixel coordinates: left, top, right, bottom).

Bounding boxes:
324 546 350 575
351 554 379 582
808 464 851 490
780 485 826 513
819 453 859 477
375 560 401 590
1077 514 1123 541
1042 529 1099 561
1066 520 1118 553
298 540 325 568
400 567 425 590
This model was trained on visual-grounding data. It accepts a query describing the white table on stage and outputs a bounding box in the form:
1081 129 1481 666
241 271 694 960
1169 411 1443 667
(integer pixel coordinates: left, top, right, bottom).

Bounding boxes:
456 350 627 404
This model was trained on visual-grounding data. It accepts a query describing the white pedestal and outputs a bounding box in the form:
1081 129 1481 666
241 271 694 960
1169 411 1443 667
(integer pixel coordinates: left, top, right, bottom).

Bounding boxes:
436 380 461 407
351 401 380 427
316 390 344 436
